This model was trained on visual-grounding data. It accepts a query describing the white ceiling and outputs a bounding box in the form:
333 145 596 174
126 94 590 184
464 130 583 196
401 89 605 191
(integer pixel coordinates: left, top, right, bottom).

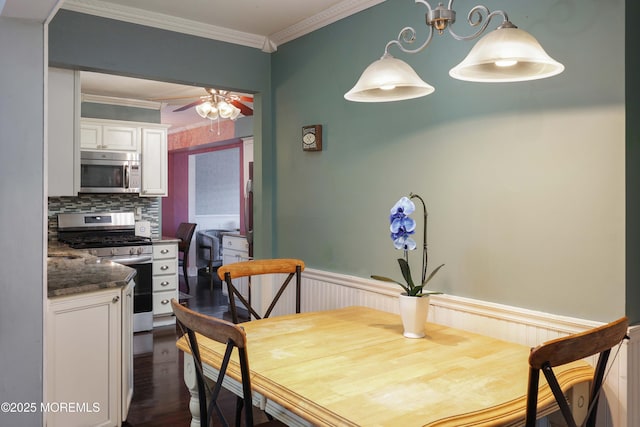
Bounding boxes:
64 0 384 129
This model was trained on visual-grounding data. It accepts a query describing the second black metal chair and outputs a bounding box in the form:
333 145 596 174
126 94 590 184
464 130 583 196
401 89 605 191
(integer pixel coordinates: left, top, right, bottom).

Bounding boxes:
217 258 305 324
525 316 629 427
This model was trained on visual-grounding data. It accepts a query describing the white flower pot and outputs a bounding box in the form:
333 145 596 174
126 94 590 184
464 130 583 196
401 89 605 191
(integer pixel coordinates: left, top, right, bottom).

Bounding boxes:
398 294 430 338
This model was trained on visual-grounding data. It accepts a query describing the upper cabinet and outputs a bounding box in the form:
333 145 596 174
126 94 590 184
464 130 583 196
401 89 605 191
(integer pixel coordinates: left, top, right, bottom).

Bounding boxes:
79 118 170 197
140 126 169 197
80 119 140 152
48 68 80 197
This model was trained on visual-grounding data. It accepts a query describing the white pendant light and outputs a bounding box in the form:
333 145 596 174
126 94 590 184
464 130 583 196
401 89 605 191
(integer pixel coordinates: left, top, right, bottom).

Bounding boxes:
449 23 565 82
344 2 564 103
344 53 434 103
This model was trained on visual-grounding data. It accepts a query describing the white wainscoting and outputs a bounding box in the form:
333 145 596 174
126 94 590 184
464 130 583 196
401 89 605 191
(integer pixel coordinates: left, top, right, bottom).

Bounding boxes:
250 267 638 427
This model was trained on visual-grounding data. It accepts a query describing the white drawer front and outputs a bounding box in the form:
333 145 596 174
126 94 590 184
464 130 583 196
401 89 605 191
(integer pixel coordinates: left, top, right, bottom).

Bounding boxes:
153 243 177 259
153 259 177 276
223 236 248 252
153 291 175 316
153 275 178 292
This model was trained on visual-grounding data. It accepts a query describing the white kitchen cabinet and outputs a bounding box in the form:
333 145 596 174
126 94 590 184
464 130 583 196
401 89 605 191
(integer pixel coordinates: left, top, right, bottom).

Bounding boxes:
47 282 133 427
121 281 134 421
140 126 169 197
48 67 80 197
79 118 170 197
152 240 178 327
221 234 250 298
80 118 140 151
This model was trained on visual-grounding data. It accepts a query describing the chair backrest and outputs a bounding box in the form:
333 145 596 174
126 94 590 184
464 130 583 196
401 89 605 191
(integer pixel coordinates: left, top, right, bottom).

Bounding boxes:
176 222 197 254
171 299 254 427
217 258 305 324
525 317 628 427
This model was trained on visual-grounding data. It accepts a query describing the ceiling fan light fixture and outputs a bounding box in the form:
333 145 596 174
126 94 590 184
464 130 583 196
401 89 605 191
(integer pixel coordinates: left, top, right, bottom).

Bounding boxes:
195 101 213 118
218 101 234 118
206 106 219 120
229 104 242 120
173 87 253 120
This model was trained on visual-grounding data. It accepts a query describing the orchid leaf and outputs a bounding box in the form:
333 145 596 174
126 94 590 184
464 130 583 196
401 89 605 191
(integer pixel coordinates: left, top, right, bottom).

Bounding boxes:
423 263 445 285
370 274 399 284
397 258 415 289
371 275 410 294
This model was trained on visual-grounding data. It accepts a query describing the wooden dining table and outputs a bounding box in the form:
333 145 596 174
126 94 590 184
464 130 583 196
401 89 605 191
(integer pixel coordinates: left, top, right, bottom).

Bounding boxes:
176 306 593 426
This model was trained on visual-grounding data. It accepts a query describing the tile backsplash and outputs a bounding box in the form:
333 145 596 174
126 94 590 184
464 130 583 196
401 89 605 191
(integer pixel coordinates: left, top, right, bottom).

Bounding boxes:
48 194 161 240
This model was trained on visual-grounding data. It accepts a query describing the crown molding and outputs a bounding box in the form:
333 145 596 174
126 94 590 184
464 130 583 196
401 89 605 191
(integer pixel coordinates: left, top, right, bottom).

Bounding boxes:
62 0 269 51
81 93 162 109
61 0 385 53
268 0 385 47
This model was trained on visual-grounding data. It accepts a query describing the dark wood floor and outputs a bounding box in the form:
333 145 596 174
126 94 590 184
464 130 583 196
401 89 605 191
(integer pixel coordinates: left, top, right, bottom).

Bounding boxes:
123 270 259 427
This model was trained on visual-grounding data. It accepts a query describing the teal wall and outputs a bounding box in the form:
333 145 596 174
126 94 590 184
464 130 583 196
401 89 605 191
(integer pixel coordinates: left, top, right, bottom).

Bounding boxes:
271 0 628 322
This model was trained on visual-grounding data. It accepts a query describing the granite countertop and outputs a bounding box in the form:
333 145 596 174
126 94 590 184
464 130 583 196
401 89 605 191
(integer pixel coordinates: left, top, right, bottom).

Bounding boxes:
48 242 136 298
220 231 245 238
157 236 180 243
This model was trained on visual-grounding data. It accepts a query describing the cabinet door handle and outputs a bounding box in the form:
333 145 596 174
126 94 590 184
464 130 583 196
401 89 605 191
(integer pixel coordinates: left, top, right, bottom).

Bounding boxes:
160 249 169 254
161 299 170 305
160 265 169 271
160 281 170 286
112 296 120 303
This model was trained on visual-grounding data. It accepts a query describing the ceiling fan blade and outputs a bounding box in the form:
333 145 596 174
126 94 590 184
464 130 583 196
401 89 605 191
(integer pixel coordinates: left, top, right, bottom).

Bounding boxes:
239 95 253 103
173 98 206 112
230 99 253 116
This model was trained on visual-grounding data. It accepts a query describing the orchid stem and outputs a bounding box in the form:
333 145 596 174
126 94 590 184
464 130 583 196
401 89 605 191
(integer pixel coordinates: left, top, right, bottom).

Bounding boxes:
409 193 428 285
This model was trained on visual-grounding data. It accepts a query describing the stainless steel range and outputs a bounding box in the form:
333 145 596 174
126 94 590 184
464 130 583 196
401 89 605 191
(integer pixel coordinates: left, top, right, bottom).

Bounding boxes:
58 212 154 332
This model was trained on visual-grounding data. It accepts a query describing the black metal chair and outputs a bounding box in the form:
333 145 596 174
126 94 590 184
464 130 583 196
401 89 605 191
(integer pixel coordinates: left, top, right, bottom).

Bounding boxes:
171 299 284 427
525 316 629 427
176 222 196 292
217 258 305 324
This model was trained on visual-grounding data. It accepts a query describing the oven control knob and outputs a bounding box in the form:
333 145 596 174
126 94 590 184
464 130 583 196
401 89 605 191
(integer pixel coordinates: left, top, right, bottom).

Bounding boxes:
89 249 97 256
129 248 136 255
137 247 144 255
111 248 117 256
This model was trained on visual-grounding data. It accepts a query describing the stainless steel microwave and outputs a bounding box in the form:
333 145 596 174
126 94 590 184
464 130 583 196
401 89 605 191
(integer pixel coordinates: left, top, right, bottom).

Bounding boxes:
80 150 141 193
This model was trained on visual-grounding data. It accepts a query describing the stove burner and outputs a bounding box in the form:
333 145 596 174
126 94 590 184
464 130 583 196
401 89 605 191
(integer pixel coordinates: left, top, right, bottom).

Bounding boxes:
60 233 152 249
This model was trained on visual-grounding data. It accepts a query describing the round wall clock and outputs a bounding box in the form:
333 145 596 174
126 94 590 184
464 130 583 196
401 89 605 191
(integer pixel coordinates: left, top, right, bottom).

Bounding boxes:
302 125 322 151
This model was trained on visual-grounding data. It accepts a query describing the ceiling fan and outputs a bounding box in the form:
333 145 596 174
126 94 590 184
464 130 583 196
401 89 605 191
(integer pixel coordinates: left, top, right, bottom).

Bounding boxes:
172 88 253 120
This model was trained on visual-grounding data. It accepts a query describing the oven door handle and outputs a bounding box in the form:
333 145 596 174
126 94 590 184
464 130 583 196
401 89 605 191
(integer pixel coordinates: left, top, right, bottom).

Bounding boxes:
110 255 153 265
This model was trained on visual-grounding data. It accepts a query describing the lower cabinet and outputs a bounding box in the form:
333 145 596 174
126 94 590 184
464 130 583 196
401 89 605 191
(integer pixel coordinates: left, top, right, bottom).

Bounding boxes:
152 240 179 327
221 234 249 298
46 281 133 427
